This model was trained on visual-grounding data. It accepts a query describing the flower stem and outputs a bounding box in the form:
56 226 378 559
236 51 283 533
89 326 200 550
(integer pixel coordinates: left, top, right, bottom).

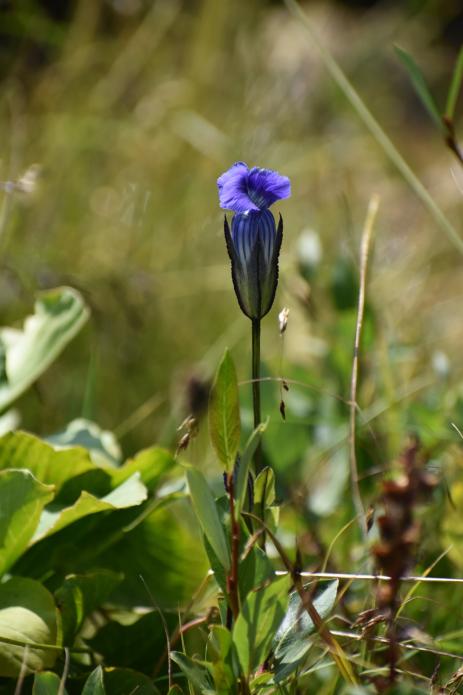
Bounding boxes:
226 473 240 625
251 318 263 474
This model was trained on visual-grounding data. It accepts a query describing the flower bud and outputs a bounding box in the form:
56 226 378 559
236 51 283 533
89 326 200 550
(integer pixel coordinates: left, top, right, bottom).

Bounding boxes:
224 210 282 320
217 162 290 321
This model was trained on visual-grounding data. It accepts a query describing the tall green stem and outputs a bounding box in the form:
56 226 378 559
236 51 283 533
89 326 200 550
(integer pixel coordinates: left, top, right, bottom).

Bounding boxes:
251 318 262 474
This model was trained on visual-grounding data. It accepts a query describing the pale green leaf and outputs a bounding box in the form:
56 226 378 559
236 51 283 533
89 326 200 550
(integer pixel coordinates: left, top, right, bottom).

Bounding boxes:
33 473 147 542
0 287 89 412
273 580 339 681
111 446 176 492
82 666 105 695
0 577 58 677
46 419 121 467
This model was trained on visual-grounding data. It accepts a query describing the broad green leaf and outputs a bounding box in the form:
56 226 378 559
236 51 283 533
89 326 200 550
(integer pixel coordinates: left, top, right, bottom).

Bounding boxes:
0 577 58 676
0 431 96 493
395 46 443 131
0 469 54 577
186 466 230 571
273 580 339 681
17 495 205 611
170 652 214 693
0 287 89 412
33 473 147 541
446 45 463 119
33 671 67 695
233 575 290 676
111 446 176 492
82 666 105 695
98 498 207 609
209 350 240 470
55 570 123 644
235 422 267 513
46 419 121 467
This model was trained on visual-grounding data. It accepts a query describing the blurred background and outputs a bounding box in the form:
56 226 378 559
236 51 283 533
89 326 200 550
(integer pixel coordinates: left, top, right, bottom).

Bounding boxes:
0 0 462 484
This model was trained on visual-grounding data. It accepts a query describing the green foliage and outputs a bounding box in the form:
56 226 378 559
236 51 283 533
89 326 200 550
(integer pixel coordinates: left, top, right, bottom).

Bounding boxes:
208 349 240 472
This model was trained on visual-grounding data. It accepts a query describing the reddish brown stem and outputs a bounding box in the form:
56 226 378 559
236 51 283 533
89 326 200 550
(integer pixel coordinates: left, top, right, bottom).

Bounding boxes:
153 616 209 676
226 472 240 624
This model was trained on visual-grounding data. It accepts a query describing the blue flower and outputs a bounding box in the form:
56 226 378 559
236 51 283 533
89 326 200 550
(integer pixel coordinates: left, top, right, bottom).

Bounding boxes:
217 161 290 213
217 162 290 320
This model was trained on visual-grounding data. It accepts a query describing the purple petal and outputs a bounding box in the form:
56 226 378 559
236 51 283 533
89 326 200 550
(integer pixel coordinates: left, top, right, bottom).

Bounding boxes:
217 162 260 213
231 211 259 265
247 167 291 209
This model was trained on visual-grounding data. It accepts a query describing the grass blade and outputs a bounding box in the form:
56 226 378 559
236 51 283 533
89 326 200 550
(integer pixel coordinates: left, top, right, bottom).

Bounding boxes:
395 45 443 130
446 45 463 120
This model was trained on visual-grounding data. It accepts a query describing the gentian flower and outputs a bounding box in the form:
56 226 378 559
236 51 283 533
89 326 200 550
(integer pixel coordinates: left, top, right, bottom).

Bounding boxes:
217 162 291 320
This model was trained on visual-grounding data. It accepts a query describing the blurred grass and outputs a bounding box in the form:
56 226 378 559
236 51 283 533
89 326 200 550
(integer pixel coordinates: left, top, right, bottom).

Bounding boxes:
0 0 462 464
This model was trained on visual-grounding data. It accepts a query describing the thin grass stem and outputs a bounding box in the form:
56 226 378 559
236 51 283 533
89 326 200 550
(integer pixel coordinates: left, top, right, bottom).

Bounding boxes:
272 570 463 584
349 195 379 539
